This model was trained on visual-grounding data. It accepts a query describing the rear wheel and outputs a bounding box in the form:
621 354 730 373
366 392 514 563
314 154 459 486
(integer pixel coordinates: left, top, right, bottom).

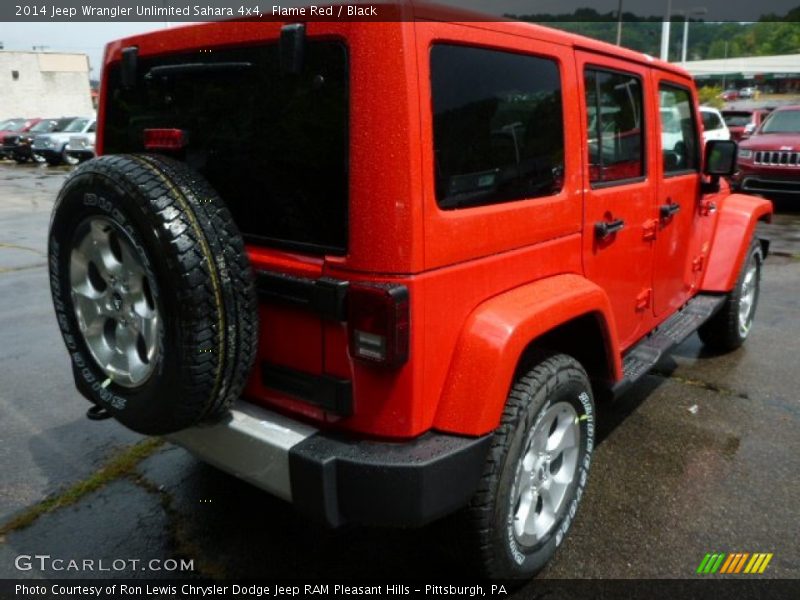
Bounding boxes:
48 154 258 434
464 353 595 579
698 238 762 352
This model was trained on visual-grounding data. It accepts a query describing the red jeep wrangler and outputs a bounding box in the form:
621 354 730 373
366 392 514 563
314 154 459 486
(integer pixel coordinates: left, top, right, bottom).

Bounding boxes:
47 3 772 579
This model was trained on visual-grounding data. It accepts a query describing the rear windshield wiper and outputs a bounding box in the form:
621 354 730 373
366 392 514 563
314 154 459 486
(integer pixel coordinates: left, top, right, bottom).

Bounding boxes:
144 62 253 80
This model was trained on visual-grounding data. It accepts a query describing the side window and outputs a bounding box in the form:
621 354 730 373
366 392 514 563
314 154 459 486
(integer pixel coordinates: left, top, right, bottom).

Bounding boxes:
702 110 722 131
659 85 699 174
430 44 564 209
584 68 644 184
88 122 96 133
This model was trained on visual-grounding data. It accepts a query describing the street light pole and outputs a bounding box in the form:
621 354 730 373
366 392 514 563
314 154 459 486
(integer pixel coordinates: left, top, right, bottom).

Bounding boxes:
660 0 672 61
680 8 707 63
682 18 690 63
616 0 623 45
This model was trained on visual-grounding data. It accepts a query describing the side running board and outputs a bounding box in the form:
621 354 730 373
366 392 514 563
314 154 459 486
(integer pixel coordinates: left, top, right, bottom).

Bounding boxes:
613 294 727 398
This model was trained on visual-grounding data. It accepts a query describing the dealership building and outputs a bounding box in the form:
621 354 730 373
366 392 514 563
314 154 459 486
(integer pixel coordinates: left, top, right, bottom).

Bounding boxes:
0 51 94 120
683 54 800 93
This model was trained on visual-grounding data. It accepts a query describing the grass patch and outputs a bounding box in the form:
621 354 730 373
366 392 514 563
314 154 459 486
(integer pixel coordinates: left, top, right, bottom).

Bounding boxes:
0 437 164 536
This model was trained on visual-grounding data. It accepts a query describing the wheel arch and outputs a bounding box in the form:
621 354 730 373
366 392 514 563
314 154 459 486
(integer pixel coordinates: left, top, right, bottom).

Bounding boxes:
701 193 773 293
433 274 621 436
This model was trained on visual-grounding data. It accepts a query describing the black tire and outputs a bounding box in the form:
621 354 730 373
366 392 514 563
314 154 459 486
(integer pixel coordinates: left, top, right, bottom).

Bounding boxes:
46 153 63 166
698 238 762 353
13 156 28 164
464 353 595 580
48 154 258 435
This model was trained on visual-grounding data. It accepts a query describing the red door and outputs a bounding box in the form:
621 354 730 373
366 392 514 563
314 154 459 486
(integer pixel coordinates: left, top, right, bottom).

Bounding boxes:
577 52 657 350
651 75 703 317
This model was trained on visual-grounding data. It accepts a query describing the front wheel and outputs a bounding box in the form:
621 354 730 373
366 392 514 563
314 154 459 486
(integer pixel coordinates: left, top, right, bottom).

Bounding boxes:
698 238 762 352
464 353 595 579
62 146 79 166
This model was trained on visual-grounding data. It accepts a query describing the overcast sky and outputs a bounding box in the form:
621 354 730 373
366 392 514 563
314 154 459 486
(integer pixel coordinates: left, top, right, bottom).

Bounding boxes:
0 22 166 77
0 0 797 77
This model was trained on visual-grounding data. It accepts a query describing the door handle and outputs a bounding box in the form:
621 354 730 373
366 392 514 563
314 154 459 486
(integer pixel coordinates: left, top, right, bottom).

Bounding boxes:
660 201 681 219
595 218 625 239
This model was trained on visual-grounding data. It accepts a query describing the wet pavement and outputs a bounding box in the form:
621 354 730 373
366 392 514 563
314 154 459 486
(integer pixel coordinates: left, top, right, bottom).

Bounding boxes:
0 160 798 585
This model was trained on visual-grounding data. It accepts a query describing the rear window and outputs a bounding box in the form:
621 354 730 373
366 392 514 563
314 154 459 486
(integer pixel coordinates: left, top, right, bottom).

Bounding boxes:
430 44 564 209
722 112 753 127
104 41 349 255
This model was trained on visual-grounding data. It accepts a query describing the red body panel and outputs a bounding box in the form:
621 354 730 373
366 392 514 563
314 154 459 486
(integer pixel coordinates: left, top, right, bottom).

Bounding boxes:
701 194 773 292
650 71 704 318
434 273 620 435
98 3 771 440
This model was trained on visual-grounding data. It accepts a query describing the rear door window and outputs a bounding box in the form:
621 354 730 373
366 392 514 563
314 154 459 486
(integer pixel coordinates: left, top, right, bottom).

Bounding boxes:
430 44 564 209
659 85 699 174
584 68 645 185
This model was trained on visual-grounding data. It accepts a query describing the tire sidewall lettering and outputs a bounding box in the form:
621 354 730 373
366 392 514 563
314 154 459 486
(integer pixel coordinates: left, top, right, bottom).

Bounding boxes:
505 384 595 566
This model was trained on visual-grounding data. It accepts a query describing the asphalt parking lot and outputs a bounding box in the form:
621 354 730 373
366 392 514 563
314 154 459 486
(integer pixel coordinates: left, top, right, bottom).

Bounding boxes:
0 160 798 586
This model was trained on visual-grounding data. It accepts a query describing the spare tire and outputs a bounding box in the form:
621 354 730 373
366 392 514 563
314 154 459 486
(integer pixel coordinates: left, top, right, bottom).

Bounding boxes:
48 154 258 434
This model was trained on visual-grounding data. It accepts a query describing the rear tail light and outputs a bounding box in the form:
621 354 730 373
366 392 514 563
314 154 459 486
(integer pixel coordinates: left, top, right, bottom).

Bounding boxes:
143 128 186 151
348 283 409 368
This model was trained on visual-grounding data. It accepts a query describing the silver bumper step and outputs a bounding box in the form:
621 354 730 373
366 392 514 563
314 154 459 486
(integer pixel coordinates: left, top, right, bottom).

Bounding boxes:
167 402 317 502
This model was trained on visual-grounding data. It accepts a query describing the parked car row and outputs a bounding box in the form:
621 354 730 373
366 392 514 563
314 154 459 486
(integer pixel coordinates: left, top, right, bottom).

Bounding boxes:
719 86 759 102
0 116 96 166
733 104 800 197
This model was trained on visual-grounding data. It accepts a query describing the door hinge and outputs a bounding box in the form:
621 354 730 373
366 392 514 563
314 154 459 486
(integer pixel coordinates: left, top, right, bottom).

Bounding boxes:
636 288 653 311
642 219 658 241
692 255 706 272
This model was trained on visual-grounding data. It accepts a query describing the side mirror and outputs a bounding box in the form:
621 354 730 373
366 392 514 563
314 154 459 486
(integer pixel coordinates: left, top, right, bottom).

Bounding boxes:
704 139 738 177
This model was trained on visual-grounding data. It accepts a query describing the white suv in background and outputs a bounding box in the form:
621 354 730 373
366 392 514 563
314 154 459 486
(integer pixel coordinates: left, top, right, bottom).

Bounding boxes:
32 116 96 166
700 106 731 142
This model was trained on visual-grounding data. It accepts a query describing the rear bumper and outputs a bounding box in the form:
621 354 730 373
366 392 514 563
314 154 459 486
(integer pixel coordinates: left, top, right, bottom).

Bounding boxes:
67 149 94 160
168 401 491 527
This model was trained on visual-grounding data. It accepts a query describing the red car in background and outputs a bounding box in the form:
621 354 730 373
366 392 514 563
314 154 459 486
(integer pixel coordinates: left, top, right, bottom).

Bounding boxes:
0 118 41 158
734 105 800 197
722 109 769 142
720 88 740 102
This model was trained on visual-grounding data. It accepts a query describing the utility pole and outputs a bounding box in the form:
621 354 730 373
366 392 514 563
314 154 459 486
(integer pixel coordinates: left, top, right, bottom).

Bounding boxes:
616 0 624 45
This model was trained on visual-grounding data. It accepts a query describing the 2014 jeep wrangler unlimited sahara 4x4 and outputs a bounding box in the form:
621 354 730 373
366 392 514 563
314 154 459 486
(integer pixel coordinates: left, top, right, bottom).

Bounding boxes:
47 2 772 579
